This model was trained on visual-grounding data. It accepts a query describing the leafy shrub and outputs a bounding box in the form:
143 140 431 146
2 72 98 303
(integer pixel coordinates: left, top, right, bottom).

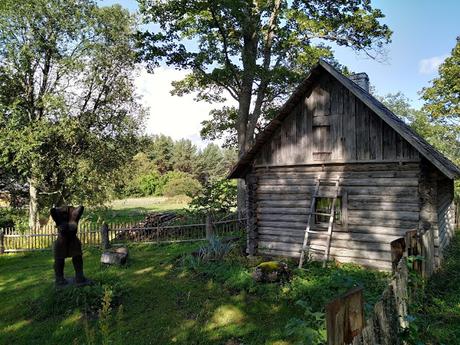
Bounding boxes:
138 170 162 196
196 236 234 262
285 300 326 345
0 207 16 228
190 178 237 213
162 174 202 197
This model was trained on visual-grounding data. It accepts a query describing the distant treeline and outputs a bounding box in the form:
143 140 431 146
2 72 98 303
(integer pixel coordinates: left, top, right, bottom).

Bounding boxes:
113 135 238 198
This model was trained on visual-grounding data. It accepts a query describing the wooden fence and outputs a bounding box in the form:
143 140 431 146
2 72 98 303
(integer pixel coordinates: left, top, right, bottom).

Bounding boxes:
0 214 246 253
326 227 432 345
326 256 410 345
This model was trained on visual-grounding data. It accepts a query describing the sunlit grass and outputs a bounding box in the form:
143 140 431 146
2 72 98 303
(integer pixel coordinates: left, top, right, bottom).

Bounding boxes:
82 196 191 224
0 242 389 345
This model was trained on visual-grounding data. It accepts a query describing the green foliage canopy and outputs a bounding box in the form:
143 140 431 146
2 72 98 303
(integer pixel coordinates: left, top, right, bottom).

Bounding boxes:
421 37 460 121
138 0 392 152
0 0 145 219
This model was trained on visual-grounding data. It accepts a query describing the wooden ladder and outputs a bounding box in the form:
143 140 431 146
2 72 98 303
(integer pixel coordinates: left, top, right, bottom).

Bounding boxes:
298 178 340 269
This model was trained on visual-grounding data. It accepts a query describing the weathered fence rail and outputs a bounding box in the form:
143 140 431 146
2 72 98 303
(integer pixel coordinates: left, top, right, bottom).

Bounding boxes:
326 227 434 345
0 215 246 253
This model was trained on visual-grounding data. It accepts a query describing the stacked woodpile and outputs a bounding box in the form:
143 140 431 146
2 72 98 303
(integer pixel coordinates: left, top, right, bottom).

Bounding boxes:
115 212 178 241
137 212 177 228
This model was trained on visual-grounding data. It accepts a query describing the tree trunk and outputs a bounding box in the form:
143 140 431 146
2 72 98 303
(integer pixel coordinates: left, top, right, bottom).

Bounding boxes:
28 177 40 229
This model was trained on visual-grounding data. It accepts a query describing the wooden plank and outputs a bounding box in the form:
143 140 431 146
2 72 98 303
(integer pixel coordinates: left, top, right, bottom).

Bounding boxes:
258 177 418 187
342 191 348 231
259 241 392 261
356 102 370 160
258 220 306 229
258 229 403 243
343 90 356 160
382 122 396 160
348 210 419 222
256 170 419 179
260 235 393 252
305 92 313 161
256 193 311 201
348 217 418 229
347 195 418 203
313 115 331 126
257 185 418 195
254 161 420 172
257 207 309 215
258 200 310 208
295 103 305 164
348 201 419 212
369 111 383 160
326 287 364 345
257 214 309 222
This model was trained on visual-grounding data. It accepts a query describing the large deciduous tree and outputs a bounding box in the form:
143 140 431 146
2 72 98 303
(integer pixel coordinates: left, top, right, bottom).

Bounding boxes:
137 0 392 154
0 0 145 227
421 37 460 123
420 37 460 173
137 0 392 212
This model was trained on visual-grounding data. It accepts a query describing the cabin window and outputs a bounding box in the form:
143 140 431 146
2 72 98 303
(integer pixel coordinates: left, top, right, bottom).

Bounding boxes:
315 197 342 225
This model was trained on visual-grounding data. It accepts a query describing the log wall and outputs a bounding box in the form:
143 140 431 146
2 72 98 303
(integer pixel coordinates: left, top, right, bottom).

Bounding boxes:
437 173 455 255
254 74 420 167
252 162 421 270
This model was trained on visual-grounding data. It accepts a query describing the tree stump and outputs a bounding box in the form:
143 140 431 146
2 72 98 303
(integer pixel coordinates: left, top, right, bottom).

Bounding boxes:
101 247 128 265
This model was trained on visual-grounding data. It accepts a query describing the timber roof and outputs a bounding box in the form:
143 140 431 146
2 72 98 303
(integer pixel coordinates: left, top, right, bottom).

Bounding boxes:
228 60 460 180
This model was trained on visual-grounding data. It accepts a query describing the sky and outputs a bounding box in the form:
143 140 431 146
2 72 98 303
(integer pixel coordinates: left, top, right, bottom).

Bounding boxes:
100 0 460 146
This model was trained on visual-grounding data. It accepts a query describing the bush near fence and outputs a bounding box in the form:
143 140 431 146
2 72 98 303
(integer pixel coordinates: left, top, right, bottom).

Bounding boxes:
0 214 246 253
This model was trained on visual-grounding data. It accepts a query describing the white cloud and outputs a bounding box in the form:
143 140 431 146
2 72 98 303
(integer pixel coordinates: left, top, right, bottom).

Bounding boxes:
418 55 448 75
134 66 235 147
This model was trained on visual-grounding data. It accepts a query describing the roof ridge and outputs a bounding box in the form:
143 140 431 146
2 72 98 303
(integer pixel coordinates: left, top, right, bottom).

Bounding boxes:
228 60 460 179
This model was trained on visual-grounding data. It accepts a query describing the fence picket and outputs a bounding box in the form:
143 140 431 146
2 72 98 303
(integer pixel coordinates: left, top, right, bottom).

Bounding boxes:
0 215 246 253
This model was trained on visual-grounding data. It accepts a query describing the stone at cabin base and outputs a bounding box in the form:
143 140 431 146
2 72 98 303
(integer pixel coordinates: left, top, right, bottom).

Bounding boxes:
252 261 291 283
101 247 128 265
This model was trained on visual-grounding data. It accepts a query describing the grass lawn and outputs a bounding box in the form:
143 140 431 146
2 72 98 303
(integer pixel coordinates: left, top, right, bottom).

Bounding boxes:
82 196 192 225
409 233 460 344
0 242 389 345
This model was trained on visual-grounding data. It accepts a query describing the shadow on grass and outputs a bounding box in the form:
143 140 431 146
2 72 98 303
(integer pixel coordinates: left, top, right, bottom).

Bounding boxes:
0 242 389 345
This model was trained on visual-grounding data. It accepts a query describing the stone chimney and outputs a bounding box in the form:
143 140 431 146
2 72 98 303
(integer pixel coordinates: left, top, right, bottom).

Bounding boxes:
349 72 369 92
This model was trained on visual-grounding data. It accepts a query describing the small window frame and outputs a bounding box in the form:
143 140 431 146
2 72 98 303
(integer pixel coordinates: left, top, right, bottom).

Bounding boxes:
314 197 342 226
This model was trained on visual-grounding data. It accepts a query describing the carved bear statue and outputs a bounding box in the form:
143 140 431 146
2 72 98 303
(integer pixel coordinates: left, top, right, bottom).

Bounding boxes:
50 205 89 286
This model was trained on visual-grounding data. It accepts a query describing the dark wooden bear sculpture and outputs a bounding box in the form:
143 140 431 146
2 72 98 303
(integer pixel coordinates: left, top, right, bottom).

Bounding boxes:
50 206 89 286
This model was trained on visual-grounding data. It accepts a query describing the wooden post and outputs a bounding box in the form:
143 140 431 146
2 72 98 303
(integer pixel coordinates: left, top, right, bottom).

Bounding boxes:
418 159 438 276
326 286 364 345
206 212 214 241
101 223 110 250
390 237 406 273
246 173 258 256
0 231 4 254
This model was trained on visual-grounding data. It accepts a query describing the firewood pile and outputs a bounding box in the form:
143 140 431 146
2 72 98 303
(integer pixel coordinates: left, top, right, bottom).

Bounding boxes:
137 212 177 228
115 212 179 241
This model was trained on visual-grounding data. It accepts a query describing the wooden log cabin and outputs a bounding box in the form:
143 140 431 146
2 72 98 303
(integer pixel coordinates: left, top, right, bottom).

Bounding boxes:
228 60 459 271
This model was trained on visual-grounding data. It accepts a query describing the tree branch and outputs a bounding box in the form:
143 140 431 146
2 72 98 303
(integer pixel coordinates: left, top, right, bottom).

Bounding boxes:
208 2 241 90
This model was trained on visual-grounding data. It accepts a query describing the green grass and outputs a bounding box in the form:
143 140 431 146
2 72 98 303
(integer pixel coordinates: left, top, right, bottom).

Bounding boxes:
0 242 389 345
1 196 192 230
79 196 191 225
408 233 460 344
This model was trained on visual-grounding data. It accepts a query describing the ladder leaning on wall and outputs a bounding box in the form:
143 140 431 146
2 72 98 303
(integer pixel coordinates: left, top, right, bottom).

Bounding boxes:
298 179 340 269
